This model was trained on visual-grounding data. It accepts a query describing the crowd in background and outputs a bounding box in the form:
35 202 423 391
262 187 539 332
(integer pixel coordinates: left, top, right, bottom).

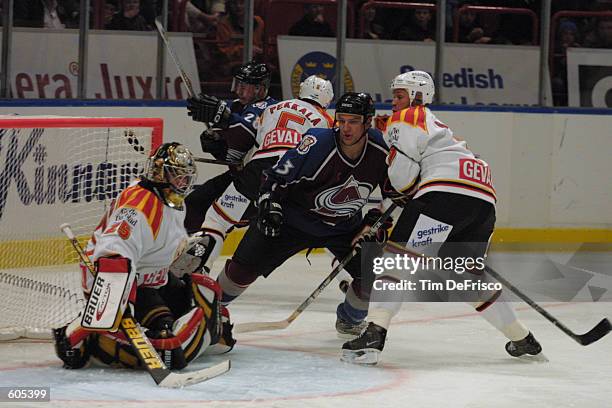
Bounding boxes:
3 0 612 105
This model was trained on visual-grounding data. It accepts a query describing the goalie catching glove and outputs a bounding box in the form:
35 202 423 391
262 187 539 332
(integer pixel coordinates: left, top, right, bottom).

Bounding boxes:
256 192 283 238
169 234 216 276
187 93 232 128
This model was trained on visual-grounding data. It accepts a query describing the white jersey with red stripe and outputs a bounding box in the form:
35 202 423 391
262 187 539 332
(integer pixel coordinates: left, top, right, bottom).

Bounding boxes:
251 98 334 161
83 180 189 293
384 106 496 205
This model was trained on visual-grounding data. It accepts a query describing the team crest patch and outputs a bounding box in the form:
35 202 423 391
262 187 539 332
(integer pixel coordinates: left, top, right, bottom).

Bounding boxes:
297 135 317 155
117 221 132 240
313 175 373 217
290 51 354 98
254 101 269 109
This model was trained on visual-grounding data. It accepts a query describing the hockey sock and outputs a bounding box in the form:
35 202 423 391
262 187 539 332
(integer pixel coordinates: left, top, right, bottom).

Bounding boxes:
201 229 224 272
476 295 529 341
217 259 258 305
337 284 369 323
366 276 404 330
337 301 367 324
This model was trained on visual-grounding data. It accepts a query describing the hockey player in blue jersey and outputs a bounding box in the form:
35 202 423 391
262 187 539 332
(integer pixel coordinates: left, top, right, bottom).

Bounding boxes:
183 61 278 233
215 92 398 337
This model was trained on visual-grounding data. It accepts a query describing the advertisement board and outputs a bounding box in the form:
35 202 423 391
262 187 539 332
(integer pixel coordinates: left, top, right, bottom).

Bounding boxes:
278 36 542 105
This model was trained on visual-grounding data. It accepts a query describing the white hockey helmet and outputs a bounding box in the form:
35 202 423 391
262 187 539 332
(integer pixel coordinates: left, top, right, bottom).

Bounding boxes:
299 75 334 108
390 70 435 105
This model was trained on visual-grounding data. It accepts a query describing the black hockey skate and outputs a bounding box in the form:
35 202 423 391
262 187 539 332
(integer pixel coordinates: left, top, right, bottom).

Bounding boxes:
341 322 387 365
505 332 546 361
336 315 367 339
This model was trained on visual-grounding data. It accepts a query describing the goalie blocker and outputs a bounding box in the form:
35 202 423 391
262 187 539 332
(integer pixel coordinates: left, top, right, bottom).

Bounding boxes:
81 256 135 331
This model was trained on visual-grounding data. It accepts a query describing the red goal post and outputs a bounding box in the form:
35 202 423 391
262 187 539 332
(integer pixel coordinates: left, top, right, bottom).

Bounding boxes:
0 116 163 340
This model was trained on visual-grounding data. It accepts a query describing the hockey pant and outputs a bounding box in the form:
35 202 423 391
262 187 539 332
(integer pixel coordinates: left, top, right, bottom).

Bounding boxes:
218 220 379 324
184 171 234 234
367 192 530 341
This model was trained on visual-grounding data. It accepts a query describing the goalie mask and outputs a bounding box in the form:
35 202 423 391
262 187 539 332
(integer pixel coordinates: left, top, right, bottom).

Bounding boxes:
299 75 334 109
391 70 435 105
145 142 197 210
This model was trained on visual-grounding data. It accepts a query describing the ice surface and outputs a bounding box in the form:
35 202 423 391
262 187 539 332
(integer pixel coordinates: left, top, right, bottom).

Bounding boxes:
0 254 610 407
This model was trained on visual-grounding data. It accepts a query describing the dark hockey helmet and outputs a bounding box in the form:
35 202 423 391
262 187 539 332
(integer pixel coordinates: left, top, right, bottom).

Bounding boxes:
232 61 271 92
335 92 375 123
144 142 197 210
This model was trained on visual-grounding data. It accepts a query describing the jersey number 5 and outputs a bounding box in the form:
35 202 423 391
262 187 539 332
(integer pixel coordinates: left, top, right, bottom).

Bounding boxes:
276 112 306 129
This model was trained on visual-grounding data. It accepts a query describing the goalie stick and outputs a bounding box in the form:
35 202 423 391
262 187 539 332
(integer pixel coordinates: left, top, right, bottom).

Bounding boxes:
60 223 230 387
234 204 398 334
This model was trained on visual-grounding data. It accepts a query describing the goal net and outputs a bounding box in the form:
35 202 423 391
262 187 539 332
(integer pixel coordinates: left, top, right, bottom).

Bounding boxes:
0 116 163 340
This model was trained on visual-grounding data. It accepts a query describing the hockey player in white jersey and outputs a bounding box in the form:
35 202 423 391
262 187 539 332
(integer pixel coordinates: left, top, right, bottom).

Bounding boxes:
342 71 544 364
172 76 334 276
53 143 235 371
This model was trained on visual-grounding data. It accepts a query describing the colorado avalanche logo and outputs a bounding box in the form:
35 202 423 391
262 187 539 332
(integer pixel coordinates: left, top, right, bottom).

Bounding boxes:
314 176 373 217
297 135 317 155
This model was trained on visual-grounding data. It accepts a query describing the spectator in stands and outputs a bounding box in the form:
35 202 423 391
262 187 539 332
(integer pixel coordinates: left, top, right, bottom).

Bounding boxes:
556 20 581 52
14 0 79 29
104 1 118 26
185 0 222 35
451 7 492 43
584 18 612 49
396 8 435 42
106 0 151 31
140 0 162 27
551 20 581 107
213 0 264 79
363 7 385 39
289 4 334 37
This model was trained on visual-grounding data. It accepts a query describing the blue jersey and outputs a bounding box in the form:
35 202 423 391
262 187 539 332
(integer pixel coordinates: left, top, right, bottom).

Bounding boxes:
261 127 391 237
216 96 278 162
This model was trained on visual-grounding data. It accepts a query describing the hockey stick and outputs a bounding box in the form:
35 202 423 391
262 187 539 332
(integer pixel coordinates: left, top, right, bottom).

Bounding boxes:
120 130 231 166
60 223 230 387
193 156 235 166
483 266 611 346
234 204 398 334
154 19 195 98
382 241 612 347
154 19 214 134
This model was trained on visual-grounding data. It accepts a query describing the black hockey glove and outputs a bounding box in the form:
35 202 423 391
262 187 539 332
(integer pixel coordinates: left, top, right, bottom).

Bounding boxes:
352 208 394 250
53 326 90 369
256 192 283 238
187 93 231 128
199 129 228 161
383 176 420 208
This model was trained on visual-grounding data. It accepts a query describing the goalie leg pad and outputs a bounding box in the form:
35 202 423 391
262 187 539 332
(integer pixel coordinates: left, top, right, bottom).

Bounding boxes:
205 305 236 355
192 273 223 343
